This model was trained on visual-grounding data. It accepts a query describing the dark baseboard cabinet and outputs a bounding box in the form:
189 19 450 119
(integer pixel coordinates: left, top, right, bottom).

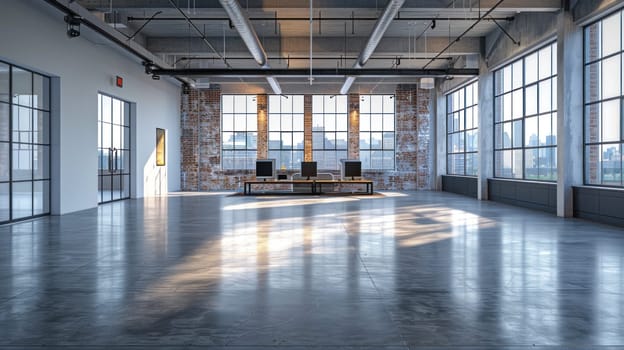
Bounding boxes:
441 175 478 198
574 186 624 227
488 179 557 214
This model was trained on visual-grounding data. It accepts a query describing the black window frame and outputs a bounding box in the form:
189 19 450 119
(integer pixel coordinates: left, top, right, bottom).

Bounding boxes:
446 80 479 176
221 94 258 170
583 9 624 187
493 41 558 182
0 60 52 224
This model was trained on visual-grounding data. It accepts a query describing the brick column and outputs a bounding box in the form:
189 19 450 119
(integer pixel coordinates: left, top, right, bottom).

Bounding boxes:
180 86 199 191
257 94 268 159
416 87 433 190
304 94 313 161
180 85 222 191
198 88 221 191
348 93 360 160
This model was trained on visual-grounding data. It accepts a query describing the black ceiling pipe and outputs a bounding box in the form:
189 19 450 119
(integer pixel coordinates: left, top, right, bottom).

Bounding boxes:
149 68 479 77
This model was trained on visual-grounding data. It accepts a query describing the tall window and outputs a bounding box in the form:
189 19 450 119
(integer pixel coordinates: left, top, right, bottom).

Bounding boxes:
584 10 624 187
221 95 257 170
359 95 395 170
312 95 348 170
447 81 479 176
268 95 304 169
494 42 558 181
0 61 51 223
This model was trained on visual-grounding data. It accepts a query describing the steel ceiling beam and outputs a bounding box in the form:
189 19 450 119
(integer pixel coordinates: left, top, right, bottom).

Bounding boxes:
149 68 479 77
128 16 515 22
77 0 561 11
147 36 482 56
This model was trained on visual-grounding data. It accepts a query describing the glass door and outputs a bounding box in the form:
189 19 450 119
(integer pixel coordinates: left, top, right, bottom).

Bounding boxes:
98 93 130 203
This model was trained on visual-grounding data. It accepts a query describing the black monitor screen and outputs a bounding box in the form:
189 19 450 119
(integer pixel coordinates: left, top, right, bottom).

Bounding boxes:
256 159 275 179
301 161 317 180
344 161 361 179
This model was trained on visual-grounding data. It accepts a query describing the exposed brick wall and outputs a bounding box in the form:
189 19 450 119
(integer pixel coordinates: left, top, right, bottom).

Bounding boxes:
181 86 253 191
180 85 435 191
257 94 268 159
198 88 221 191
304 95 313 161
180 86 200 190
348 93 360 160
363 85 434 190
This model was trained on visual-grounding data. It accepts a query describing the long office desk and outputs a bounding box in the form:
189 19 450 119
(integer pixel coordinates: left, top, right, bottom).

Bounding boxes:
243 179 374 195
243 180 314 195
314 179 373 195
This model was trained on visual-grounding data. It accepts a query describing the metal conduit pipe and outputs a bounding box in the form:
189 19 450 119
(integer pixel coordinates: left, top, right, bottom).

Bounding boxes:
218 0 281 94
42 0 190 85
422 0 506 69
339 0 405 94
168 0 231 69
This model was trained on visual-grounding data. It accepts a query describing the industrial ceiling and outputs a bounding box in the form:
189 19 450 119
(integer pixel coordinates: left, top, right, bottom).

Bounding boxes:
48 0 562 93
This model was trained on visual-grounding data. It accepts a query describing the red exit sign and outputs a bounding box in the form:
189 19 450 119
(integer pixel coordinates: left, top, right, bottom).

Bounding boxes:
115 76 123 88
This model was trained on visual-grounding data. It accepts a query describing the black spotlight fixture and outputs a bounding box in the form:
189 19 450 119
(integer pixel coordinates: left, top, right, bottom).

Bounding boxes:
431 20 436 29
64 15 82 38
152 75 161 80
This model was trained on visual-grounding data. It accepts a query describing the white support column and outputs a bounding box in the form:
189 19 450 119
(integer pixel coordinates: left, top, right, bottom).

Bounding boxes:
557 9 584 217
478 56 495 200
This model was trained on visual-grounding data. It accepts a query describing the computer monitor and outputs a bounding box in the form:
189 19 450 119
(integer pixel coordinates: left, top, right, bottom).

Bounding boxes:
301 161 317 180
342 160 361 180
255 159 275 181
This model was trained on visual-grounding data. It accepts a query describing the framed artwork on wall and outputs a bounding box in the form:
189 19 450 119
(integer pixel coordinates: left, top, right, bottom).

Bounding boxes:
156 128 165 166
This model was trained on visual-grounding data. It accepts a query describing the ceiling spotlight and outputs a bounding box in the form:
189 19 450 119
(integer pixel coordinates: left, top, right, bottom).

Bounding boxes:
431 20 436 29
152 75 161 80
65 15 82 38
143 61 156 75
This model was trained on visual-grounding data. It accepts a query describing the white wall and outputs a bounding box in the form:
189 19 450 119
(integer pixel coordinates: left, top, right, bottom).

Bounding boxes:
0 0 181 215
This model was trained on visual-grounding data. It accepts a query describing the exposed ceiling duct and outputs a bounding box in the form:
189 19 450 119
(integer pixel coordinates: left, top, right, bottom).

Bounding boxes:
339 0 405 94
219 0 282 94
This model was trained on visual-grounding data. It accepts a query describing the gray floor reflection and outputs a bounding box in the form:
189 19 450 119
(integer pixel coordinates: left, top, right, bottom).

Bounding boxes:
0 191 623 348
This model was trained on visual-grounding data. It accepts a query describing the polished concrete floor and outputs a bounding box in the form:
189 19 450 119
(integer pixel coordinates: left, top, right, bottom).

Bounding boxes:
0 191 623 349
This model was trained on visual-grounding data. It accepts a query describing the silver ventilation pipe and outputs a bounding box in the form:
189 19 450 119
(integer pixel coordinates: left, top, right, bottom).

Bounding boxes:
219 0 282 94
340 0 405 94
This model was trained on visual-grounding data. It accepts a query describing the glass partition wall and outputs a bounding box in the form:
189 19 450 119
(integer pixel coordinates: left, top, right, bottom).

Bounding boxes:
0 61 51 223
